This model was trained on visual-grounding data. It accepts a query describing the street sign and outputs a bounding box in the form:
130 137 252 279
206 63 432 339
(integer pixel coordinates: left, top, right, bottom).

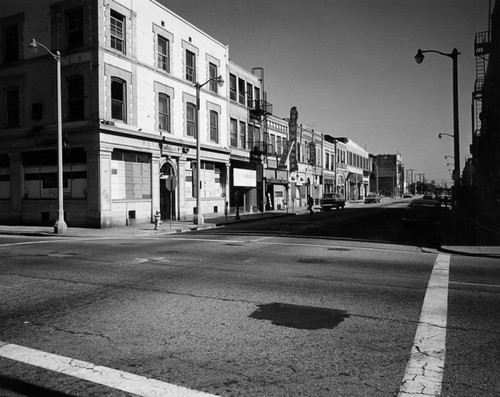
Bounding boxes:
165 176 176 191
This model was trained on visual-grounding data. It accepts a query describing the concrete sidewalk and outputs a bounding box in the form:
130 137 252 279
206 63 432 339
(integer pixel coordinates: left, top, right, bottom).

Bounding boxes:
0 208 499 258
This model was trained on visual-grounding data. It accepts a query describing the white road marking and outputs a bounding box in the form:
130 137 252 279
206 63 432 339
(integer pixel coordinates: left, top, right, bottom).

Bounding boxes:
398 253 450 396
0 341 217 397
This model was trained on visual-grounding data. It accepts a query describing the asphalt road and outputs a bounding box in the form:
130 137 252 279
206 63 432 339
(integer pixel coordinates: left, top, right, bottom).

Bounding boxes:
0 202 499 396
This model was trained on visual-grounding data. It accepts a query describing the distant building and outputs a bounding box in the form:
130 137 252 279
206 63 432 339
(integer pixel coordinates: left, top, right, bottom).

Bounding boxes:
471 0 500 243
370 154 404 197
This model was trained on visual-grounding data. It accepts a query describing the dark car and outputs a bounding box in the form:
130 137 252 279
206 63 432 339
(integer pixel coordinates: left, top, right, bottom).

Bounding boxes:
364 193 381 204
403 192 413 199
320 193 346 210
402 198 443 226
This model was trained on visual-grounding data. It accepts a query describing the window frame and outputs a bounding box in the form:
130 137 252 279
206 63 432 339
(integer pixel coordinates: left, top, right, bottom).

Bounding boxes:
238 78 245 105
158 92 171 132
185 50 196 83
110 10 125 54
208 63 218 93
110 77 126 122
186 102 197 137
230 118 238 147
157 34 170 73
4 25 19 63
66 8 84 49
209 110 219 143
229 74 236 101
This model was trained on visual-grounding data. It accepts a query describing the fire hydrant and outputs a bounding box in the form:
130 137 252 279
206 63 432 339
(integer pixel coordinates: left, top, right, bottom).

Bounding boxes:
154 210 161 230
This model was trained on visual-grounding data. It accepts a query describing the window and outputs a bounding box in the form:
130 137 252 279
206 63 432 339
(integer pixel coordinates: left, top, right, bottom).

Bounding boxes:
110 10 125 53
246 83 253 107
158 93 170 132
254 87 260 103
230 118 237 147
254 125 261 143
238 78 245 105
185 50 196 82
6 87 19 128
111 150 151 200
157 35 169 72
4 26 19 63
239 121 246 149
277 136 282 155
67 8 84 49
229 74 236 101
247 124 254 147
67 75 84 120
209 111 218 142
111 78 126 121
325 152 330 170
209 63 218 93
186 102 196 137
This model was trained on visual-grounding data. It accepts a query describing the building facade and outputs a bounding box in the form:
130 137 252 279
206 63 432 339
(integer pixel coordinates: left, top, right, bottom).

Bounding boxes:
370 153 404 198
0 0 232 227
0 0 378 228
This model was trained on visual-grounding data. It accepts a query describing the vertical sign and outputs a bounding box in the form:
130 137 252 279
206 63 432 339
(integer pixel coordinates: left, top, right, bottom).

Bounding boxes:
289 107 298 172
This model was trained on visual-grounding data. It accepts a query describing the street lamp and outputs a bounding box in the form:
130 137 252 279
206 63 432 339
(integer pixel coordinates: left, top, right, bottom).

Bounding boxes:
438 132 454 139
29 38 67 234
193 75 224 225
415 48 461 206
445 155 455 160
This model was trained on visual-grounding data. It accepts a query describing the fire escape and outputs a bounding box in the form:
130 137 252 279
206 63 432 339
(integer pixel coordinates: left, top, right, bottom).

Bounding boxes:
249 67 273 157
472 30 491 144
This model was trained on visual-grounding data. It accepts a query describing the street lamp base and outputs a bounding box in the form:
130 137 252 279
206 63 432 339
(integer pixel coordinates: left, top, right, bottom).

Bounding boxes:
54 217 67 234
193 214 204 225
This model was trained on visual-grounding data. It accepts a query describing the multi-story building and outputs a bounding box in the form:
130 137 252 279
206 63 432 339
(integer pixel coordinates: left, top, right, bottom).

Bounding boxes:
370 153 404 198
322 135 347 196
471 0 500 243
0 0 233 227
344 139 371 200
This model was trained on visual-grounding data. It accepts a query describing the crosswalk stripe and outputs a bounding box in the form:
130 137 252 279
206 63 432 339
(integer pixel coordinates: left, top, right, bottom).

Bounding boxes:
398 253 450 396
0 342 217 397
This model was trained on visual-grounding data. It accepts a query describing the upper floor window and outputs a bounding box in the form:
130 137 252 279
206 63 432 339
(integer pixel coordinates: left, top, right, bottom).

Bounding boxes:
110 10 125 53
157 35 169 72
186 102 196 137
239 121 246 149
254 87 260 103
66 75 84 120
111 77 126 121
246 83 253 107
229 74 236 101
4 26 19 63
230 118 237 147
158 93 170 132
209 111 218 142
66 8 84 49
208 63 218 93
5 87 19 128
238 78 245 105
185 50 196 82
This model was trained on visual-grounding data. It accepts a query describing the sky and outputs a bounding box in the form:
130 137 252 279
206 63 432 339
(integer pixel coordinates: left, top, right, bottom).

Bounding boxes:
161 0 492 186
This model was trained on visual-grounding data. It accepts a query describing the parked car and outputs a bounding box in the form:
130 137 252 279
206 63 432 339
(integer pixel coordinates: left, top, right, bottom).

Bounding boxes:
403 192 413 199
422 193 435 200
364 193 381 204
320 193 346 210
402 198 443 226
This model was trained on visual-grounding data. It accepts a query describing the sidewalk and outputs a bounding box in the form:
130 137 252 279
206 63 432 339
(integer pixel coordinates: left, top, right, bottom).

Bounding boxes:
0 208 499 258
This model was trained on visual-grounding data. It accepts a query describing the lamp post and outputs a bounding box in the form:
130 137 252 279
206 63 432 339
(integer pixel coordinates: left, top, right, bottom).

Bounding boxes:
193 75 224 225
415 48 461 206
29 38 67 234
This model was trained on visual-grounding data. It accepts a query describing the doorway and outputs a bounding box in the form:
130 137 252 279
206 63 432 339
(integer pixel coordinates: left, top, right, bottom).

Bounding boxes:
160 162 176 221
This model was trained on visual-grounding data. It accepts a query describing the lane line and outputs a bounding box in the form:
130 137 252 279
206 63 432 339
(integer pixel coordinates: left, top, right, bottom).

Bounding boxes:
398 253 450 396
0 342 217 397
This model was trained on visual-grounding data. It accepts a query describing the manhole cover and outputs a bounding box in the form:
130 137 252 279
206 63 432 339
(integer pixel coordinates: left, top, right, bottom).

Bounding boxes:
297 258 328 264
249 303 349 330
327 247 351 251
